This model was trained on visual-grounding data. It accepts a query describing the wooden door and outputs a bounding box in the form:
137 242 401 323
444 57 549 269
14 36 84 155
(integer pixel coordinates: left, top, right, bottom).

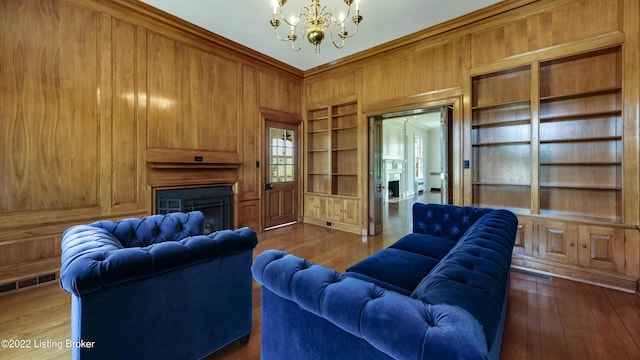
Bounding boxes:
264 120 298 229
439 106 454 204
368 117 383 235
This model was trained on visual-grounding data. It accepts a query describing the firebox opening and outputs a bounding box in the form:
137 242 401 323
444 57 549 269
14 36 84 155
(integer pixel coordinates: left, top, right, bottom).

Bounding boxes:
388 180 400 199
156 186 233 233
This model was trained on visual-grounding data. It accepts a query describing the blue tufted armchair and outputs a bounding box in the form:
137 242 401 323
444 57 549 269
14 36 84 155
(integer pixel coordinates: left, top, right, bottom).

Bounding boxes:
60 211 258 360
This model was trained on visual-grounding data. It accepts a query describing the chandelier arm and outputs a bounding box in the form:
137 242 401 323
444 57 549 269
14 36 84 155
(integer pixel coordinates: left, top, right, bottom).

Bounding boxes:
277 5 309 27
329 5 352 27
291 39 304 51
273 27 296 42
330 31 346 49
339 22 360 39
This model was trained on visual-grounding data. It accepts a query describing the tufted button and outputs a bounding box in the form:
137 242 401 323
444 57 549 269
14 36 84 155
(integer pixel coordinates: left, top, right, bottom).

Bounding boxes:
368 288 384 300
424 313 437 327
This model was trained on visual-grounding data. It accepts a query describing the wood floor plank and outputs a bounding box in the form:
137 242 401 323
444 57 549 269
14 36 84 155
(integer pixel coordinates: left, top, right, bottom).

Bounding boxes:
579 282 634 359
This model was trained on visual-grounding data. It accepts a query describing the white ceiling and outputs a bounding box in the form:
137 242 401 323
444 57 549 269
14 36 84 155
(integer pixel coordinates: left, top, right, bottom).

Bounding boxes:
140 0 503 71
385 111 441 131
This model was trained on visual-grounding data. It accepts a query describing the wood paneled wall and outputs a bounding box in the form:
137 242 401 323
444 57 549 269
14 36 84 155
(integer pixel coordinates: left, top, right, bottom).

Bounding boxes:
0 0 302 286
303 0 634 220
302 0 639 287
0 0 638 289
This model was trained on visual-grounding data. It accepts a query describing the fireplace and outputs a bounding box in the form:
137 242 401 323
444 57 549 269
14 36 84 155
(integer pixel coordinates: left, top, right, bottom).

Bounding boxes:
388 180 400 199
156 186 233 234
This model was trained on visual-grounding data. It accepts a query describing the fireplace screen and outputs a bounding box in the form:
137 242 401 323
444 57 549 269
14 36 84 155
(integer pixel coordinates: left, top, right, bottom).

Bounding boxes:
156 186 233 234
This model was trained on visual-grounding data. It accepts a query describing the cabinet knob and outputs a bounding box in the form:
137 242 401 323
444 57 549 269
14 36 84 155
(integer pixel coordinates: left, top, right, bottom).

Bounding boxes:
582 244 587 249
570 242 575 247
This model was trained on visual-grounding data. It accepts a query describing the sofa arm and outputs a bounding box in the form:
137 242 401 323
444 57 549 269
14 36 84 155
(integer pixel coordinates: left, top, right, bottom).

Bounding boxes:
252 250 489 360
60 227 258 296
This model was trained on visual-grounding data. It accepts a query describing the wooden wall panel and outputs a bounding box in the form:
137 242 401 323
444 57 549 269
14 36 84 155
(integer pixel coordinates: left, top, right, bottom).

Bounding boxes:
304 69 357 107
259 70 302 114
471 0 621 67
146 32 179 149
111 19 143 209
237 200 260 231
0 0 101 215
239 65 261 202
147 32 240 152
0 237 59 269
237 65 262 229
361 40 462 105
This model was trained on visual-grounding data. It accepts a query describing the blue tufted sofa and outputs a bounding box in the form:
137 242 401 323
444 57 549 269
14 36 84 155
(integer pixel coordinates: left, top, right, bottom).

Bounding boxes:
60 211 258 360
252 203 517 360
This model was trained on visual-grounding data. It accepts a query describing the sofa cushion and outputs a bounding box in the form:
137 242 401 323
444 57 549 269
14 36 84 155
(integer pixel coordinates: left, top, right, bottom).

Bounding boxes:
346 248 440 294
389 233 456 259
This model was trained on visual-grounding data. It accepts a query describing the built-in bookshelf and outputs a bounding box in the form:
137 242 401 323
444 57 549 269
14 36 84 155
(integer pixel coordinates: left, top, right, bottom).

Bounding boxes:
306 101 358 197
331 101 358 197
471 47 623 223
307 107 331 194
305 101 360 234
471 45 635 291
538 47 622 222
471 65 532 214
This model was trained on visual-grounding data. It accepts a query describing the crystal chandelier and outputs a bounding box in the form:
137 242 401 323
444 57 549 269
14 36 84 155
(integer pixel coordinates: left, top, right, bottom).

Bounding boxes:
270 0 363 53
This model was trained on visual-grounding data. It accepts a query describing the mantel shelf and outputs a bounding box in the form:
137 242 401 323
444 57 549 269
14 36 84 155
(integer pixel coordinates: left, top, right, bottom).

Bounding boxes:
146 148 241 169
147 163 241 169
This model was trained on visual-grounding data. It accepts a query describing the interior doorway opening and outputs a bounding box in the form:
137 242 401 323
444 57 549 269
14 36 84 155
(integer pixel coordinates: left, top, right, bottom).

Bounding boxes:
368 105 454 236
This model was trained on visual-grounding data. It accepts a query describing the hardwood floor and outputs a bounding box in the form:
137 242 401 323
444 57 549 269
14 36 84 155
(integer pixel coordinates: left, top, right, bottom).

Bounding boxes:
1 194 639 359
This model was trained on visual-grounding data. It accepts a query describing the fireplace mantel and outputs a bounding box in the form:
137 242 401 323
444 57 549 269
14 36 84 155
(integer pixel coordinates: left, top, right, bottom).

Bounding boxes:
146 148 241 169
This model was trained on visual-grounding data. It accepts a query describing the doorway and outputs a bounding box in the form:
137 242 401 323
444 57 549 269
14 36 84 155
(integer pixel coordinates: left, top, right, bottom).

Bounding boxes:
263 119 299 229
368 105 454 235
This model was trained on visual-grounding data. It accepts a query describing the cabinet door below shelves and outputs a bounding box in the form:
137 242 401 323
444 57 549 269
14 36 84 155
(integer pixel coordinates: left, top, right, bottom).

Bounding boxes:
341 198 360 226
304 194 328 220
512 219 533 256
577 225 625 274
535 221 578 264
327 197 360 226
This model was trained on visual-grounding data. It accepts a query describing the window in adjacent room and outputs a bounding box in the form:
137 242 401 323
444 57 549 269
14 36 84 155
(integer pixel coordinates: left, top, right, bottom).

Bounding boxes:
414 135 423 179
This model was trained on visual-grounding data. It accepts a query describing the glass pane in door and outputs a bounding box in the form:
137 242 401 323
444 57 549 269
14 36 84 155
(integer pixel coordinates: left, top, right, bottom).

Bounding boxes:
268 127 295 183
